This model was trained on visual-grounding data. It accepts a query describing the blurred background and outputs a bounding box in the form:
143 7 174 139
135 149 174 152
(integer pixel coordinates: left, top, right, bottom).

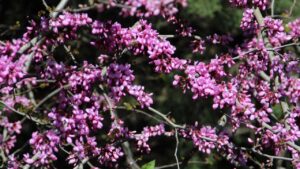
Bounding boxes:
0 0 299 168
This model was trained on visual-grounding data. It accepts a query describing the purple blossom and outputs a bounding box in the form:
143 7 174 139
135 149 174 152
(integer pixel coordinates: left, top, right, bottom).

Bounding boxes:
252 0 269 10
185 62 219 99
264 17 291 46
106 63 135 102
190 126 217 153
120 0 187 17
0 53 26 88
50 12 92 33
288 18 300 39
229 0 248 7
240 9 258 35
106 63 153 108
285 78 300 104
68 62 102 91
0 2 300 169
24 131 60 167
134 124 165 152
0 118 21 154
180 123 230 154
98 145 124 167
213 83 237 109
91 20 177 73
229 0 269 10
128 85 153 108
192 39 206 54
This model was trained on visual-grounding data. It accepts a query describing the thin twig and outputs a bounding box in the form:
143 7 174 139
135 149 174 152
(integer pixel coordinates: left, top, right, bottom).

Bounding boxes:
116 106 166 124
289 0 297 16
51 0 70 18
26 84 37 106
251 148 293 161
23 37 44 106
174 129 180 169
148 107 185 129
35 79 56 83
23 152 40 169
232 42 300 61
155 161 208 169
42 0 51 11
232 48 258 60
34 84 70 111
97 0 132 9
17 0 69 54
0 101 48 125
69 4 98 12
262 122 300 152
101 86 140 169
64 45 78 64
253 8 300 154
122 142 140 169
21 0 69 109
259 71 271 82
268 42 300 51
271 0 275 16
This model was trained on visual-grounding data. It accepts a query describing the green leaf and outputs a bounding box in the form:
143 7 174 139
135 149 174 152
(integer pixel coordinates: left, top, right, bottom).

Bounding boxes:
272 104 284 120
141 160 155 169
187 0 221 18
0 102 4 111
123 102 134 110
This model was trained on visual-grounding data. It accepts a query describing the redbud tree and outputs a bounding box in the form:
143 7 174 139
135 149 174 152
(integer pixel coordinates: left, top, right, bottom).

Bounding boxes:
0 0 300 168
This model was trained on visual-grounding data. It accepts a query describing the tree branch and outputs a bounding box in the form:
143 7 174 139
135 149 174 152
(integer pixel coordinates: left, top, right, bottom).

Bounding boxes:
0 100 49 125
148 107 185 129
101 88 140 169
33 84 70 111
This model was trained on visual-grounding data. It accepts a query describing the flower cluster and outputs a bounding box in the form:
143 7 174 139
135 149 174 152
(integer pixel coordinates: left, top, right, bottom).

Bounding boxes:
45 12 93 44
0 41 27 94
264 17 291 46
229 0 269 10
107 0 188 17
286 108 300 141
68 62 102 92
239 38 269 71
134 124 166 153
182 125 218 153
24 131 60 167
173 56 233 100
229 0 247 7
284 78 300 104
240 9 258 35
98 145 124 167
0 118 21 155
252 0 269 10
50 12 93 33
288 18 300 39
91 20 183 73
192 39 206 54
180 123 230 154
184 62 220 98
106 63 135 102
128 85 153 108
213 83 238 109
1 0 300 168
106 63 153 107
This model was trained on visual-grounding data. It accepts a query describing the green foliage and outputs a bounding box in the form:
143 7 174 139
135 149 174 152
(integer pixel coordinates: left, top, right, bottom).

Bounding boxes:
274 0 300 19
0 102 4 111
141 160 155 169
187 0 221 18
272 104 284 120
